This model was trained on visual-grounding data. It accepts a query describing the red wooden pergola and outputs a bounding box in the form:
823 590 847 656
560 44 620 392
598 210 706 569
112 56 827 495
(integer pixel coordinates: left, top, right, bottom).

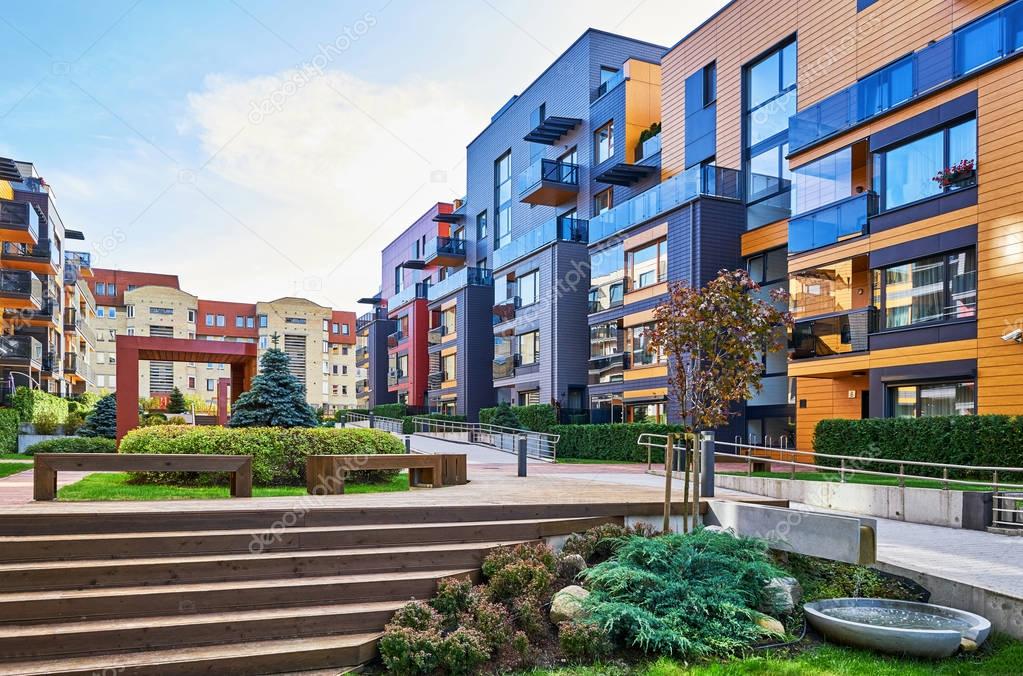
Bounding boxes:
115 336 259 441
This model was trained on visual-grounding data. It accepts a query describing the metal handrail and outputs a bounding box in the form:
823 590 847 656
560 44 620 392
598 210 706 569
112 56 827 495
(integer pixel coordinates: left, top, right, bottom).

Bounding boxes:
344 411 404 435
412 415 558 462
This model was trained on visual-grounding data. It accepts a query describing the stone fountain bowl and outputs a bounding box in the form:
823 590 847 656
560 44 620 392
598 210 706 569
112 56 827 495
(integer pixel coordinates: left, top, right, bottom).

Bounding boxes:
804 598 991 659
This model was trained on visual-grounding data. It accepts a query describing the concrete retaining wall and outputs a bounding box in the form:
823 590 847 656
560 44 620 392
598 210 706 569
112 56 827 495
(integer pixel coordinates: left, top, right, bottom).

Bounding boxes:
716 474 992 530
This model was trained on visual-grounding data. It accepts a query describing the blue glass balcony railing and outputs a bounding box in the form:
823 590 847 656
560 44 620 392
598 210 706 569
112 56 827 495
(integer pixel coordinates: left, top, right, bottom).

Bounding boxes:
427 266 493 302
788 192 878 255
492 216 589 271
589 164 742 244
517 158 579 197
635 133 661 161
423 236 467 264
791 308 877 360
593 69 626 101
388 281 430 310
790 0 1023 152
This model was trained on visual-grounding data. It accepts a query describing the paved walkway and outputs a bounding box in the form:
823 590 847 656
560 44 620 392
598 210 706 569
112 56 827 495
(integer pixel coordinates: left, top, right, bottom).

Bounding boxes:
0 466 89 507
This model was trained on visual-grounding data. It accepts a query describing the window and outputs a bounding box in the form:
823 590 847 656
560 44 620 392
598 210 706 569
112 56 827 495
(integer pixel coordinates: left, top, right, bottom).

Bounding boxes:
126 305 135 318
96 282 105 295
476 211 487 241
285 317 306 325
341 323 349 335
889 381 976 417
206 379 216 392
593 188 613 217
108 307 116 318
792 146 856 215
494 152 512 249
235 316 244 328
246 316 254 329
441 307 456 334
97 375 105 387
874 118 977 211
518 390 540 407
627 239 667 290
107 284 116 296
258 315 268 328
599 66 618 90
746 39 797 230
519 270 540 307
747 247 788 285
628 323 663 366
205 313 214 326
873 249 977 330
396 354 408 378
594 121 614 164
259 335 269 349
109 354 116 365
478 257 487 270
441 353 456 381
126 327 135 336
216 314 225 327
187 309 196 323
342 385 348 395
332 322 339 333
703 61 717 106
96 306 105 318
187 376 196 389
127 284 137 292
149 307 172 315
96 352 106 364
519 330 539 365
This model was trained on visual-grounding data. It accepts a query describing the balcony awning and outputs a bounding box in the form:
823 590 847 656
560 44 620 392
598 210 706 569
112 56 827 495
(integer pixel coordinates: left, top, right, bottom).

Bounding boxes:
432 212 464 224
523 116 582 144
0 158 22 182
357 295 382 305
595 163 657 186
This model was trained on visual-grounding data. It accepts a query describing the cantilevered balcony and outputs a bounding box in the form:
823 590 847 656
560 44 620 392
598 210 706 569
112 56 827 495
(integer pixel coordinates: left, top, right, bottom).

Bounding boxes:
426 267 493 303
492 216 588 271
387 329 405 349
423 237 466 267
427 325 449 346
63 250 93 285
389 281 430 311
355 378 369 395
0 199 40 245
63 352 95 385
64 307 97 347
790 308 877 360
492 354 518 380
0 270 42 311
523 108 581 145
1 239 61 276
518 158 579 206
387 368 406 387
0 335 43 370
493 296 520 325
788 193 879 255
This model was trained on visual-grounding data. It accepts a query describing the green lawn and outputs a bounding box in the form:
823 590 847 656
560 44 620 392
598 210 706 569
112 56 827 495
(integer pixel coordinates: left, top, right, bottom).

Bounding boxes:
722 470 997 492
0 453 30 460
0 463 31 478
557 457 646 465
521 634 1023 675
56 472 409 501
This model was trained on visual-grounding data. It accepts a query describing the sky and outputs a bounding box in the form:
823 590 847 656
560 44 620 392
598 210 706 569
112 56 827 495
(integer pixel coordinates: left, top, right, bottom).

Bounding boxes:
0 0 728 311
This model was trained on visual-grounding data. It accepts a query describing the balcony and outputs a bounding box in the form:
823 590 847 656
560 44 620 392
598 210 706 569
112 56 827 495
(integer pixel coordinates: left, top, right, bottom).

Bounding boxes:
63 250 93 285
427 266 493 303
64 307 97 347
788 192 878 255
790 308 877 360
493 354 518 380
492 216 588 271
387 369 407 387
518 158 579 206
387 329 405 349
589 164 743 244
428 368 448 390
0 335 43 369
588 353 627 385
790 0 1023 152
0 270 42 310
423 237 466 267
427 325 449 346
356 378 369 395
433 199 466 224
492 296 520 325
43 350 61 376
0 199 40 245
11 295 60 327
588 280 625 314
634 133 662 162
390 282 431 312
593 69 626 101
355 345 369 365
1 239 61 276
63 352 95 385
356 306 388 332
523 109 581 145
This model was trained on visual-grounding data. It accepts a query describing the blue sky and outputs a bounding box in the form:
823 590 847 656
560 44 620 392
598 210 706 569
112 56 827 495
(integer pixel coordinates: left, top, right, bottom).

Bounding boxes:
0 0 726 309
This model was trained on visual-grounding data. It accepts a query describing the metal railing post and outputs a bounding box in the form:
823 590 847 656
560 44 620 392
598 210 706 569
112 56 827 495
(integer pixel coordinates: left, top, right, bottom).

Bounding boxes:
663 433 674 534
840 458 846 483
404 436 411 454
700 431 715 498
682 438 691 534
517 435 528 477
368 413 375 429
692 435 702 529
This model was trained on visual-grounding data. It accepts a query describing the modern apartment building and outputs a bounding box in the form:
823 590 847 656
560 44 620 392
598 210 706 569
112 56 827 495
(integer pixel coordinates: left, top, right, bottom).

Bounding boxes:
88 268 358 413
0 160 97 398
662 0 1021 448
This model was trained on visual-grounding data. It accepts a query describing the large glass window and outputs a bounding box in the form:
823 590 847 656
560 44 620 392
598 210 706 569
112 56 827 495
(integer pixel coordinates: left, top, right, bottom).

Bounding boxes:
792 146 854 214
476 211 487 241
627 239 667 290
494 152 512 248
441 353 456 381
628 323 663 366
593 188 613 216
590 321 623 358
874 249 977 329
875 118 976 210
889 381 976 418
519 330 539 365
589 243 625 313
519 270 539 307
594 121 614 164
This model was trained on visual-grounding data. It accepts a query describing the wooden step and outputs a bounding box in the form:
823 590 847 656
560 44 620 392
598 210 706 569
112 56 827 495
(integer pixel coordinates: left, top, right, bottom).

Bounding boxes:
0 540 530 592
0 632 381 676
0 601 404 661
0 516 619 563
0 569 477 624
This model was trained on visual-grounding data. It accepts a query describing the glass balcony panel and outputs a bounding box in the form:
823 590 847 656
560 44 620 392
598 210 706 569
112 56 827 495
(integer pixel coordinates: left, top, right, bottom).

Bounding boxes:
788 193 877 254
790 308 876 360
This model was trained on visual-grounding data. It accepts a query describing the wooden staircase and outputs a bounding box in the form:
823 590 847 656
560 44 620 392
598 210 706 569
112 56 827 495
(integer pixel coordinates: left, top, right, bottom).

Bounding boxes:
0 505 621 675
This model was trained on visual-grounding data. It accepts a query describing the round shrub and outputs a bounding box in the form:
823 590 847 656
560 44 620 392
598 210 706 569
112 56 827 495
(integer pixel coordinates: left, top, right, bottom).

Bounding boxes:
437 627 490 675
482 543 558 603
558 621 610 664
25 437 117 455
118 426 405 486
390 600 443 632
32 410 61 436
378 625 443 675
64 411 86 436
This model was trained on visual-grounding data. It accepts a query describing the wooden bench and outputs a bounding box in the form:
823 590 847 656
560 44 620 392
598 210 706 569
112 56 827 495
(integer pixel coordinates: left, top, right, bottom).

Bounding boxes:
33 453 253 501
306 454 467 495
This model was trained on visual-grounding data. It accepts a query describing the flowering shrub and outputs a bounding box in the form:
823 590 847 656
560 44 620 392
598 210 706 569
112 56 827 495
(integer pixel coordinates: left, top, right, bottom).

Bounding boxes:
933 159 975 187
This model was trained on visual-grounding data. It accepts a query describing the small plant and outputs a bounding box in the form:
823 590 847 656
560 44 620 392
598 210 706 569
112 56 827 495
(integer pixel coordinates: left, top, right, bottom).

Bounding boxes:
166 387 187 414
436 627 490 675
166 415 187 425
933 159 975 188
562 522 657 564
63 410 85 436
391 600 444 631
79 394 117 439
486 402 521 429
378 625 443 675
32 410 61 435
510 593 548 641
482 543 558 603
461 596 513 651
559 621 611 664
431 576 475 619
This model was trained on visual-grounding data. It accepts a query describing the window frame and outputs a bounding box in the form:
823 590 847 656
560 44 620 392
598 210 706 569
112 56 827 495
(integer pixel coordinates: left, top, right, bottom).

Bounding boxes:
518 330 539 366
626 238 667 291
873 247 977 331
886 379 977 418
594 121 615 164
518 269 540 308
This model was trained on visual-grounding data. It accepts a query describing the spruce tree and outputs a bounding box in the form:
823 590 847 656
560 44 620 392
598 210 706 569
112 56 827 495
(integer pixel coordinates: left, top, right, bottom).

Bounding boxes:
167 387 187 414
79 394 117 439
228 345 319 428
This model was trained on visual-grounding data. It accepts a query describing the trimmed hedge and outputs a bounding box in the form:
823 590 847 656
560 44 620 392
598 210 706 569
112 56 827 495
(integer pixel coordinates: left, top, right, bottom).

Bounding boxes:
479 404 557 432
401 414 466 435
11 387 68 425
119 425 406 486
24 437 118 455
551 423 689 462
0 409 18 453
372 403 409 419
814 416 1023 479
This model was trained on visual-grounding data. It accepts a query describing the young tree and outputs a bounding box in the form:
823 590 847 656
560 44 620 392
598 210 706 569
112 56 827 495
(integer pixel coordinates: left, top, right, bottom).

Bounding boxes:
166 387 187 414
78 394 118 439
649 269 791 434
228 345 319 428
